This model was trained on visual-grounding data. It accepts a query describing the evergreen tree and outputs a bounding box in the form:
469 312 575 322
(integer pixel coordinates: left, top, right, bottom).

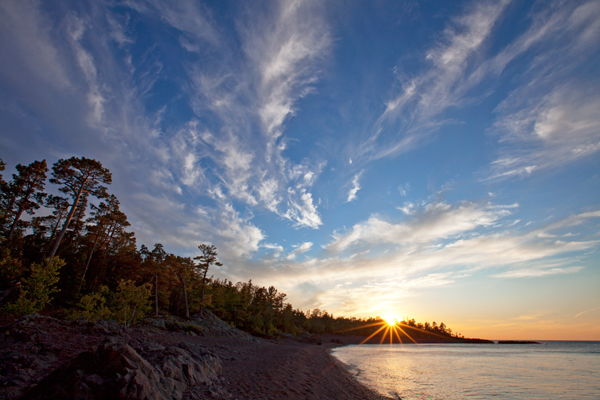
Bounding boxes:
78 195 129 295
1 160 48 241
194 244 222 315
141 243 167 317
47 157 111 261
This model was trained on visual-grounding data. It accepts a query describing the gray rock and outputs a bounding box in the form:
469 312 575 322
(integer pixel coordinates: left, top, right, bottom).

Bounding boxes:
19 337 222 400
143 318 166 330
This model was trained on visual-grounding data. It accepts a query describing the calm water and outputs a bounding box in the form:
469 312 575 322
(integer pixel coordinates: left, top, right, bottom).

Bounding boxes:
331 341 600 399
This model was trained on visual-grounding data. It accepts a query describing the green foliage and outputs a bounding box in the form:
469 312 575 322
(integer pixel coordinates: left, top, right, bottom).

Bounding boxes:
70 285 111 321
4 258 63 316
0 248 23 283
2 160 48 240
112 279 152 327
47 156 112 261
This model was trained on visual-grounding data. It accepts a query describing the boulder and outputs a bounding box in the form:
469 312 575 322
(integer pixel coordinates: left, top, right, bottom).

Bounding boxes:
19 338 222 400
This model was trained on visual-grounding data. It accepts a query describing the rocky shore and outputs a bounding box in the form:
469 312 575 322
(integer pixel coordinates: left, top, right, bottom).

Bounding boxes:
0 313 388 399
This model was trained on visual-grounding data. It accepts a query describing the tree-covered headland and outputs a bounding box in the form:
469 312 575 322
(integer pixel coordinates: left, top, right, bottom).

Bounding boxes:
0 157 473 342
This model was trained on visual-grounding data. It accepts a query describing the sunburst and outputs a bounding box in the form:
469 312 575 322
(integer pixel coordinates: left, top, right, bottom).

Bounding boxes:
338 314 420 345
337 317 457 346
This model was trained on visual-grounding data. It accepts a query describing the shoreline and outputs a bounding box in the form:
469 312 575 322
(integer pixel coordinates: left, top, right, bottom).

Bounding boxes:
5 313 552 399
0 315 390 399
215 336 390 399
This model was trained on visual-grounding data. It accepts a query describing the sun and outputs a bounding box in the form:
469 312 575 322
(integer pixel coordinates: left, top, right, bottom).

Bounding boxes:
339 313 418 345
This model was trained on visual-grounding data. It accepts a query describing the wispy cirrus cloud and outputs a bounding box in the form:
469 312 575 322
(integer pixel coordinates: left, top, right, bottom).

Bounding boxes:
325 201 517 253
493 266 584 278
251 204 600 315
487 85 600 180
243 0 331 144
126 0 219 45
358 0 600 182
573 306 600 319
66 15 106 124
286 241 313 260
180 0 330 229
346 172 362 202
357 0 511 162
483 1 600 179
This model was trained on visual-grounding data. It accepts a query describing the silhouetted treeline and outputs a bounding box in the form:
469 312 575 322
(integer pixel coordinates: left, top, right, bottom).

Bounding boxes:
0 157 464 340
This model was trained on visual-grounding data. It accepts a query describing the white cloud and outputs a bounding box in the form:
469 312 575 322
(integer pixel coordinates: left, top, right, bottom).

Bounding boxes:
347 172 362 202
257 177 282 213
493 266 584 278
67 16 106 124
284 189 322 229
487 86 600 179
253 208 600 315
136 0 219 45
398 183 409 196
107 13 134 47
177 0 328 228
215 202 265 258
245 0 331 145
398 201 415 215
326 201 516 252
482 1 600 179
263 243 284 254
360 0 511 162
286 241 313 260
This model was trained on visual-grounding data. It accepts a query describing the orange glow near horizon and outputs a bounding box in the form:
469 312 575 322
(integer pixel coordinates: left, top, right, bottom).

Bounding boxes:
338 316 422 346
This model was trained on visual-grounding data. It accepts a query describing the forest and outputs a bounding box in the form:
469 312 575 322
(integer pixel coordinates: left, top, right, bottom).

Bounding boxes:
0 157 466 340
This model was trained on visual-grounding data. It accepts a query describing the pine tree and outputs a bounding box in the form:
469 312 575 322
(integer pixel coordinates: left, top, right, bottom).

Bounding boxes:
78 195 129 295
47 157 111 261
194 244 222 316
1 160 48 241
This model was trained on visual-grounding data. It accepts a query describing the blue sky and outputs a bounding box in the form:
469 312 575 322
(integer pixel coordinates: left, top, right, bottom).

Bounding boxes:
1 0 599 339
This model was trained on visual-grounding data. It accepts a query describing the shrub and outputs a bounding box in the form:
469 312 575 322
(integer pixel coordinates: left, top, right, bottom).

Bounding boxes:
112 280 152 327
4 258 63 316
0 248 23 284
70 285 112 321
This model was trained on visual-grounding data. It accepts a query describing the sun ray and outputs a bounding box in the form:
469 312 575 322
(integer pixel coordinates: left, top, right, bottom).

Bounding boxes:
397 325 419 345
399 324 452 340
359 324 388 345
379 326 391 344
393 325 403 345
337 321 386 333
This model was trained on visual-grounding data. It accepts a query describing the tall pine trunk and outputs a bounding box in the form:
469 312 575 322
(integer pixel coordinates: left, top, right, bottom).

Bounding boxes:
154 273 159 317
7 206 24 240
76 232 102 297
200 266 208 317
180 274 190 320
47 184 86 261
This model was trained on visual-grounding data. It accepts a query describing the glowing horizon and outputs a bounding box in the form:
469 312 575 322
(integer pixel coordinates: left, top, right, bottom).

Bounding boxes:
0 0 598 341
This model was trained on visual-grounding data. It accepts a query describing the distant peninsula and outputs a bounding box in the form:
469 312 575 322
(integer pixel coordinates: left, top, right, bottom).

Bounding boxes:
497 340 540 344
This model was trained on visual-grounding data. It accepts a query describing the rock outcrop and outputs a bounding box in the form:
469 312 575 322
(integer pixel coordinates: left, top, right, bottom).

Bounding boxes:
143 310 259 342
192 311 258 342
19 337 222 400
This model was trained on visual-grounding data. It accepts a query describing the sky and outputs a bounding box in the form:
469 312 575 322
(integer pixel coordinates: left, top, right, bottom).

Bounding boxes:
1 0 599 340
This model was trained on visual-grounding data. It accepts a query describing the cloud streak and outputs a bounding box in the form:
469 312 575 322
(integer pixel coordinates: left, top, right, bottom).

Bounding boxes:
347 172 362 202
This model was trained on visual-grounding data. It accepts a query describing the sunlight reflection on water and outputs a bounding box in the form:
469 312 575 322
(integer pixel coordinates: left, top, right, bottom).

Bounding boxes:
331 342 600 399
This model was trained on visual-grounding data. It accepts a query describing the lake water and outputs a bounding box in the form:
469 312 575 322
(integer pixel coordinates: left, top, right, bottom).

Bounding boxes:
331 341 600 399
